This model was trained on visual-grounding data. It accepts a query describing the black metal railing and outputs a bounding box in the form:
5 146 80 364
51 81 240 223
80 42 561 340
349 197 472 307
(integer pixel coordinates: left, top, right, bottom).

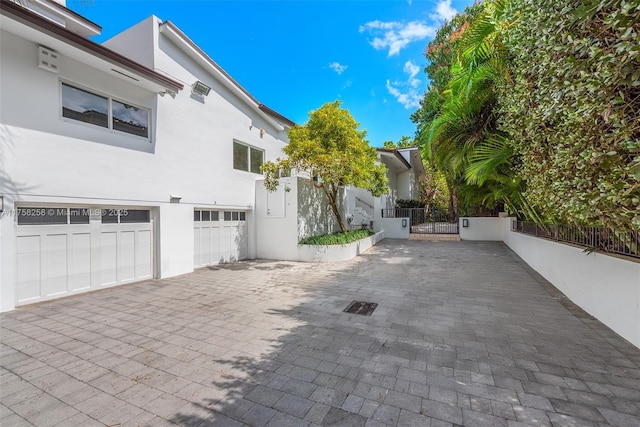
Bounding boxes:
513 220 639 259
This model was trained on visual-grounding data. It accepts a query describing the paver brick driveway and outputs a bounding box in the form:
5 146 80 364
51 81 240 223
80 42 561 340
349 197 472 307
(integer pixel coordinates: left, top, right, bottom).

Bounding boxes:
2 240 640 426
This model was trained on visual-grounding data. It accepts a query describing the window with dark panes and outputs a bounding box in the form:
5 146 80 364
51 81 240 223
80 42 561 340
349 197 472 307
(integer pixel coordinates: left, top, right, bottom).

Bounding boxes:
250 148 264 173
120 210 150 223
201 211 211 221
69 208 90 224
233 141 249 171
61 82 150 139
112 100 149 138
17 207 68 225
224 211 231 221
194 210 201 221
233 141 264 174
62 83 108 128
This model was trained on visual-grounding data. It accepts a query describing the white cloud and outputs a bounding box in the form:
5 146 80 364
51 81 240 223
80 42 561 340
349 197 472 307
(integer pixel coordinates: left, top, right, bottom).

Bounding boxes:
386 61 424 109
360 1 458 56
359 20 436 56
433 0 457 22
329 62 348 75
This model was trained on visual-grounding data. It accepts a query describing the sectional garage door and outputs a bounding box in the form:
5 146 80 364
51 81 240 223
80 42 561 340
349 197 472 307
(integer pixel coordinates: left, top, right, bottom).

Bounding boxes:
16 207 153 305
194 209 248 268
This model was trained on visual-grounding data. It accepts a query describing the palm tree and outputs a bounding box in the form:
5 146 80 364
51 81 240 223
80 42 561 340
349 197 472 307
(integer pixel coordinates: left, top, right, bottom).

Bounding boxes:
426 0 525 216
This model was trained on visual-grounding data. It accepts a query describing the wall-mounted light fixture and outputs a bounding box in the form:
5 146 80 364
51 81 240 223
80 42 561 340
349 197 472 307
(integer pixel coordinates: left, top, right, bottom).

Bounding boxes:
462 218 469 228
0 196 4 213
402 218 408 228
192 80 211 97
169 194 182 203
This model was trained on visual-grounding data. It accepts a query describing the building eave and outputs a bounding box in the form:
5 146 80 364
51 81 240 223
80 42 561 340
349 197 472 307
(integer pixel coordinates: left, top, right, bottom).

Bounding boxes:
1 0 184 94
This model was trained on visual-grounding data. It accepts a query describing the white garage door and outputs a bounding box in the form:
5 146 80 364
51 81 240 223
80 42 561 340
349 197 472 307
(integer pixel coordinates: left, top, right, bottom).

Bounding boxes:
16 207 153 305
194 210 248 268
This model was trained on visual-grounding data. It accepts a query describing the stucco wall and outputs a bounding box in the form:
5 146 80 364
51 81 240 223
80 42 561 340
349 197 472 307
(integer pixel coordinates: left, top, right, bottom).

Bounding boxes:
459 217 505 241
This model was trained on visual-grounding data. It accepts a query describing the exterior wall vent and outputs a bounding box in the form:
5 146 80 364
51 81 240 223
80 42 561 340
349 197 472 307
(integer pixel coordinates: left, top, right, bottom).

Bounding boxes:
38 46 59 73
192 81 211 97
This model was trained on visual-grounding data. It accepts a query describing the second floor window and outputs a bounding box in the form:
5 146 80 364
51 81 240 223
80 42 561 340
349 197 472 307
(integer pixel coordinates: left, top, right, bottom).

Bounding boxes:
61 82 150 139
233 141 264 174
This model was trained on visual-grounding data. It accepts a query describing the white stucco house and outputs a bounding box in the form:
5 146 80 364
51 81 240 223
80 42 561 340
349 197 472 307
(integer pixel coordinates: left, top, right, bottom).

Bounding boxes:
0 0 293 311
377 147 425 209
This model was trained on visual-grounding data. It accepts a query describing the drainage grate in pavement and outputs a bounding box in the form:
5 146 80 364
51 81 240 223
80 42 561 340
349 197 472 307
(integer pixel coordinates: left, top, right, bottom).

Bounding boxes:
344 301 378 316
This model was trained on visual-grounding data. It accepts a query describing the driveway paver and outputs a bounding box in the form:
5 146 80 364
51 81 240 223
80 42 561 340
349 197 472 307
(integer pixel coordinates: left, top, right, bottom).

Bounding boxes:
1 240 639 426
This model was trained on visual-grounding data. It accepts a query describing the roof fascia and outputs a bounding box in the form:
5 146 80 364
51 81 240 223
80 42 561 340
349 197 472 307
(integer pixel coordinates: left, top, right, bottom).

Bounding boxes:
31 0 101 36
377 148 412 170
1 0 183 93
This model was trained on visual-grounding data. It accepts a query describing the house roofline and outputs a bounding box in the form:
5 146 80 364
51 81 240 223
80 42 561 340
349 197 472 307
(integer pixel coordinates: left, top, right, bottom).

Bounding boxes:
1 0 184 93
376 148 412 170
159 20 294 130
34 0 102 34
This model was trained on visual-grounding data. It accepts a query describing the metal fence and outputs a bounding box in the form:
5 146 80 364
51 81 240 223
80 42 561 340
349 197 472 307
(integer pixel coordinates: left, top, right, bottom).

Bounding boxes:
381 208 458 234
512 220 639 259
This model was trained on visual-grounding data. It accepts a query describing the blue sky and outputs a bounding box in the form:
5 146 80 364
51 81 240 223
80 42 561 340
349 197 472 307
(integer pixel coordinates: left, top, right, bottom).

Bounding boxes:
70 0 473 147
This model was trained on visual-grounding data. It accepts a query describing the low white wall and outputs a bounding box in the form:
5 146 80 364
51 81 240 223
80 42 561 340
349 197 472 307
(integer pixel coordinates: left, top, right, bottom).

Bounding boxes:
459 217 504 241
374 218 410 239
462 217 640 348
297 231 384 263
503 222 640 348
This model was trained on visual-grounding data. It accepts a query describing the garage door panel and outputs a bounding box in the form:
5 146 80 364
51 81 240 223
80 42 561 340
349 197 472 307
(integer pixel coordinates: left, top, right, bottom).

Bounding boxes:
200 227 211 266
43 234 68 297
136 230 152 279
211 226 221 264
17 235 41 302
119 231 136 282
194 227 201 266
101 231 118 286
221 226 232 262
70 233 91 292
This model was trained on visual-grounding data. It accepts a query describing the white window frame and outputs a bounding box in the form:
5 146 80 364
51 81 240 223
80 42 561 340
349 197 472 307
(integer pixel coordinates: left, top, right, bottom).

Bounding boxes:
233 140 264 174
59 81 151 141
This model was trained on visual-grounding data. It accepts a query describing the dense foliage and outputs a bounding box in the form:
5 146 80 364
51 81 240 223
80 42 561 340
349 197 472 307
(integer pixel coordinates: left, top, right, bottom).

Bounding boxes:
414 0 639 229
498 0 640 228
262 101 388 233
299 229 373 245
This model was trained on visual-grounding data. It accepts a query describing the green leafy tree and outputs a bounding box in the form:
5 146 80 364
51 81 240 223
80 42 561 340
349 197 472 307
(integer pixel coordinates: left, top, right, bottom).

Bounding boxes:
262 101 388 233
412 2 485 219
382 136 415 149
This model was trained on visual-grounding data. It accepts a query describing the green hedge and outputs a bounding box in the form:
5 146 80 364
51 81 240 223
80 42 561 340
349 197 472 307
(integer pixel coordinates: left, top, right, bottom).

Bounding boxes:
299 229 373 245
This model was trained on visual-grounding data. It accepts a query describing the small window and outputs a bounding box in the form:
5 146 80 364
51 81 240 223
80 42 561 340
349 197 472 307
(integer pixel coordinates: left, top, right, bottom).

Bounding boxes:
233 141 264 174
101 210 119 223
201 211 211 221
239 212 246 221
17 207 67 225
224 211 231 221
69 208 90 224
194 210 201 221
62 83 108 128
211 211 220 221
120 210 150 223
112 100 149 138
232 211 239 221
